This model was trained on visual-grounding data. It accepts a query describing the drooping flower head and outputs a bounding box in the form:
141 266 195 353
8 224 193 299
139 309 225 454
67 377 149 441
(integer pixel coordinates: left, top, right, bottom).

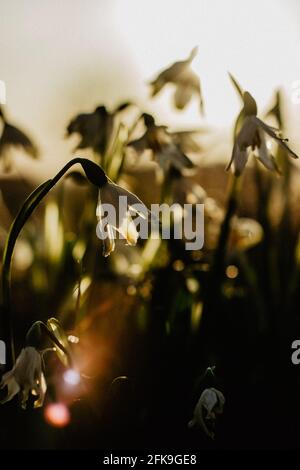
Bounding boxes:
128 113 194 174
59 158 150 258
0 346 46 409
227 79 298 176
150 47 204 113
189 387 225 439
96 179 149 257
0 319 74 410
66 102 131 156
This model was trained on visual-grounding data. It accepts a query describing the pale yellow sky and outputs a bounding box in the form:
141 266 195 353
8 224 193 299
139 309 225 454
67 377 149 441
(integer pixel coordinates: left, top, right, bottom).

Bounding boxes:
0 0 300 167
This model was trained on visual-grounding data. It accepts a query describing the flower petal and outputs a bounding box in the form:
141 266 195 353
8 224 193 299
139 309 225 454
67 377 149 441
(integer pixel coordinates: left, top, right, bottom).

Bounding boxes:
243 91 257 116
102 181 149 218
255 117 298 159
0 374 20 404
117 214 139 246
256 132 280 173
157 144 194 173
99 222 116 257
227 142 248 176
174 84 194 110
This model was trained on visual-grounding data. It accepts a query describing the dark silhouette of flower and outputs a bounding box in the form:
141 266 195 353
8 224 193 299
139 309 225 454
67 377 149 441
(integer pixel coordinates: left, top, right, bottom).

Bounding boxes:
128 113 194 173
66 102 131 156
0 106 38 164
150 47 204 113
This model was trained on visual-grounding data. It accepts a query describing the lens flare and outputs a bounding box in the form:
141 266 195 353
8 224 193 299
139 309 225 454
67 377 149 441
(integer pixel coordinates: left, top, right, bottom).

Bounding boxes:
68 335 79 344
44 403 70 428
63 369 81 386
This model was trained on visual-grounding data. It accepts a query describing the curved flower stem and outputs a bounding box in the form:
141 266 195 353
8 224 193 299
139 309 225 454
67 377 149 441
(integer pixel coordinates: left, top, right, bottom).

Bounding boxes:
26 320 74 367
1 157 105 369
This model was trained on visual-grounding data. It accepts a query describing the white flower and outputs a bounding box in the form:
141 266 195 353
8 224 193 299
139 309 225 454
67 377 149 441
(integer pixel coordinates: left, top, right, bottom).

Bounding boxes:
96 180 149 257
0 346 46 409
188 387 225 439
227 92 298 176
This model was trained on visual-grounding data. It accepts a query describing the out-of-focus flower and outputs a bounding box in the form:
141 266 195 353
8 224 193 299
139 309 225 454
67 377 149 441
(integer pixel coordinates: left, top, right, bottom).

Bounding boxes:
12 239 34 275
171 130 204 154
227 91 298 176
172 175 206 206
128 114 194 174
66 102 130 156
0 347 46 409
96 179 149 257
0 106 38 169
188 387 225 439
204 202 263 252
150 47 204 113
230 217 263 251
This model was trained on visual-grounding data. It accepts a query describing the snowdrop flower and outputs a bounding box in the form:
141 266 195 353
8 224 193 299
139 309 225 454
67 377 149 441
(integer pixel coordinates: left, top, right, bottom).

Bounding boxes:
227 91 298 176
128 114 194 174
171 129 204 154
0 346 46 409
66 105 113 156
96 179 149 257
66 103 130 156
189 387 225 439
150 47 204 113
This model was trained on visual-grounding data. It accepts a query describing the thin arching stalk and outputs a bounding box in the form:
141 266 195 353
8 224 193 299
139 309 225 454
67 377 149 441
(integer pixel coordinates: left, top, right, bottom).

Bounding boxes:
1 157 106 368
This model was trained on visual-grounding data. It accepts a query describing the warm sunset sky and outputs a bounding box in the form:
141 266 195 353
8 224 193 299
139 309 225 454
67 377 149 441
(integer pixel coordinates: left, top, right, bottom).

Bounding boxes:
0 0 299 164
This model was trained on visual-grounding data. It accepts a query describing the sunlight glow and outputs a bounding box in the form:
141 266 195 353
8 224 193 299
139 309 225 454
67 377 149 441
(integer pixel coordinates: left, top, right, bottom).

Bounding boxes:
115 0 300 128
44 403 70 428
63 369 81 386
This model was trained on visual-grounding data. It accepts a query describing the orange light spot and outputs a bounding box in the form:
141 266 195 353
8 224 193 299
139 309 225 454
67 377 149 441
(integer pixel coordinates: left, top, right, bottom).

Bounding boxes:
226 265 239 279
44 403 70 428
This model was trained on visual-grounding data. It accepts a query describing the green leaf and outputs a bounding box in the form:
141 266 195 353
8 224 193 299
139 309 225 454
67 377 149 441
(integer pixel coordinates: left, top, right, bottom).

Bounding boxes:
228 72 244 100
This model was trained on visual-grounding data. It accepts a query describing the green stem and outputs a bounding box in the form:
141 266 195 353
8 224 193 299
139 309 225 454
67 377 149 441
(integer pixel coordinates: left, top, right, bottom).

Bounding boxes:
1 157 105 368
211 174 240 277
196 174 240 351
237 251 266 332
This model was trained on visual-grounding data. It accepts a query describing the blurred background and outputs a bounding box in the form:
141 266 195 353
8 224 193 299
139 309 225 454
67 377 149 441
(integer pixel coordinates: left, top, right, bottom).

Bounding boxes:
1 0 300 162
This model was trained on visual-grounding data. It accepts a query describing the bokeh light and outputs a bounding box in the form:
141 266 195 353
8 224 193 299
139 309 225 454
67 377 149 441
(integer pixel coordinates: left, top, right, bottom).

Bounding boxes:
63 369 81 386
44 403 70 428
